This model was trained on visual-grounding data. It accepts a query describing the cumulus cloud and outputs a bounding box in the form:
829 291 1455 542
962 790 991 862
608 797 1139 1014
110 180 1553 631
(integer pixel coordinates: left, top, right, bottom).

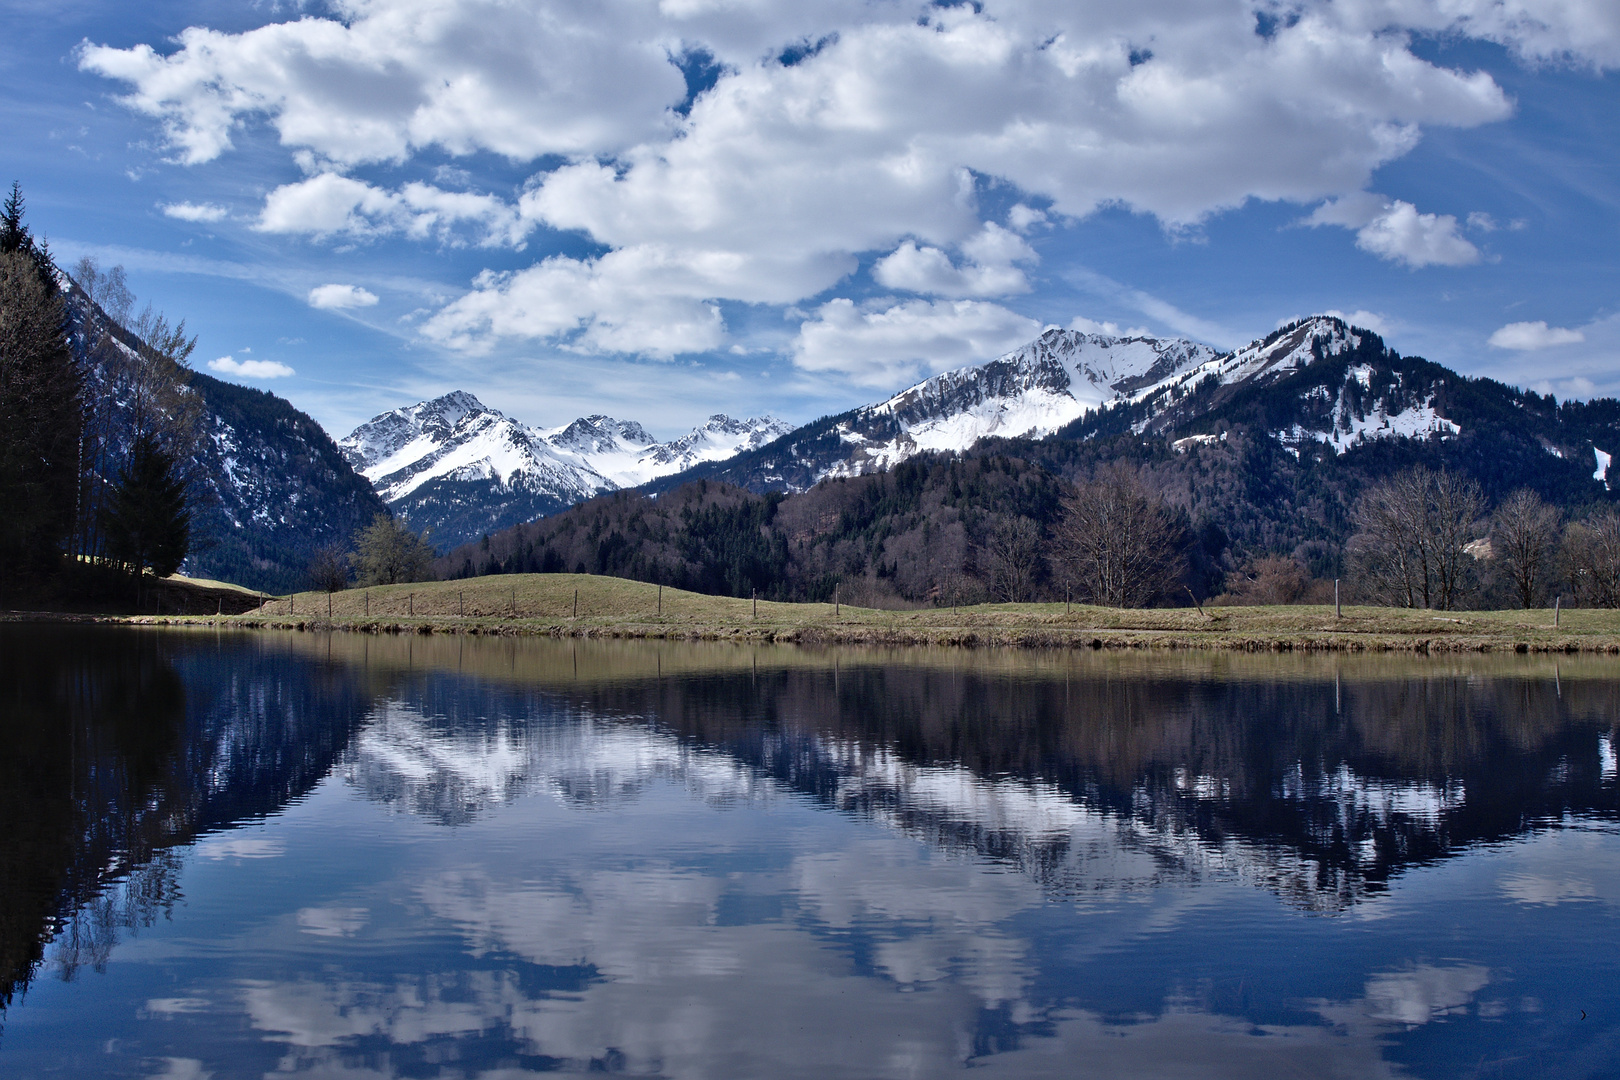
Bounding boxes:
872 223 1036 298
208 355 295 378
76 0 688 167
421 251 726 358
1337 0 1620 69
259 174 528 247
1306 193 1481 267
160 201 228 222
308 283 380 310
1070 315 1153 338
792 298 1042 387
1318 309 1390 334
84 0 1601 370
1489 320 1586 349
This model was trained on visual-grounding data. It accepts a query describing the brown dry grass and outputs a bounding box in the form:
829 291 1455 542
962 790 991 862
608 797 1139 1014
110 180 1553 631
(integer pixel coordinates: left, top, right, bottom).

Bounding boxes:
105 572 1620 654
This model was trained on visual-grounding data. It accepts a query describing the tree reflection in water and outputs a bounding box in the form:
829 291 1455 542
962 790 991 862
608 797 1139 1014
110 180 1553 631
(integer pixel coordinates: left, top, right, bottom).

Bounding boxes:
0 626 374 1013
1 630 1617 1077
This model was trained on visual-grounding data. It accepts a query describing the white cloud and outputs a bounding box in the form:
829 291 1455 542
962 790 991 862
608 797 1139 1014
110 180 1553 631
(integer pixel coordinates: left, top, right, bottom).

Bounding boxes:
160 201 228 222
871 223 1036 299
792 298 1042 387
421 251 726 359
1006 204 1047 233
1319 309 1391 334
77 0 689 168
1489 320 1586 349
208 355 296 379
1472 311 1620 399
1306 193 1481 267
82 0 1574 363
1069 315 1153 338
259 174 528 247
308 283 380 310
1334 0 1620 69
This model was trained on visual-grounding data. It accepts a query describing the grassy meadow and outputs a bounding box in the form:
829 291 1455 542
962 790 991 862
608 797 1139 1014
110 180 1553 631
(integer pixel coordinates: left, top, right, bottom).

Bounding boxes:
103 572 1620 653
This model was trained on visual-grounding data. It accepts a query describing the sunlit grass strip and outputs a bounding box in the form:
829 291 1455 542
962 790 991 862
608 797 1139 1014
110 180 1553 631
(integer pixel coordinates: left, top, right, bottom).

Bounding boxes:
110 572 1620 653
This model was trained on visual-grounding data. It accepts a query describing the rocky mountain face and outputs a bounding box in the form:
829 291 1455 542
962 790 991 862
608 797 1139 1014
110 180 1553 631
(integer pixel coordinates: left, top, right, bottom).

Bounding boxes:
644 329 1220 493
339 395 790 550
651 316 1620 498
60 280 387 595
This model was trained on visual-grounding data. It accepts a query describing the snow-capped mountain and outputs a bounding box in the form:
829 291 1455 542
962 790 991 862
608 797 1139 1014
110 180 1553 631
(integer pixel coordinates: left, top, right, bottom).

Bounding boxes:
340 395 790 548
819 328 1221 479
648 314 1620 499
643 327 1222 493
1120 316 1462 453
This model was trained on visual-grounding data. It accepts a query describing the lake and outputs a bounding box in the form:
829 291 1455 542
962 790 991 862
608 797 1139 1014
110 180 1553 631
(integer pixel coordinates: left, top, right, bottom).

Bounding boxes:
1 624 1617 1078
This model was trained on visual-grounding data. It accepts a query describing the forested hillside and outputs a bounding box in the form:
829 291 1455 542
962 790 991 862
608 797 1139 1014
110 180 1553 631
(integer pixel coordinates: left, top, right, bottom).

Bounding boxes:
441 397 1620 611
0 183 387 599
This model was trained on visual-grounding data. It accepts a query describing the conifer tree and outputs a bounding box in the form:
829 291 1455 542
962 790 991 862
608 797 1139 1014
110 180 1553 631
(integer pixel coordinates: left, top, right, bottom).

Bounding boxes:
0 188 82 582
102 431 191 579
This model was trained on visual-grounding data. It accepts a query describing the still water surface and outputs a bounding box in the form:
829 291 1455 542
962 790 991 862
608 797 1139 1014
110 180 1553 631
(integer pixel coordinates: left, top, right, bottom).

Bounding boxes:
2 625 1618 1077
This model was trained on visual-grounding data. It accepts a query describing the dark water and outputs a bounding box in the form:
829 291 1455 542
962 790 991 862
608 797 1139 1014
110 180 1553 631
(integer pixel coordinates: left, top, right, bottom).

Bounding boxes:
2 626 1618 1078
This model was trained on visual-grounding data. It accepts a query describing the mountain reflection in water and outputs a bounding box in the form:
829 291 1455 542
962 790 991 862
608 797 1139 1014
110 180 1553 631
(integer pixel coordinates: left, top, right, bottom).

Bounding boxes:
2 627 1617 1078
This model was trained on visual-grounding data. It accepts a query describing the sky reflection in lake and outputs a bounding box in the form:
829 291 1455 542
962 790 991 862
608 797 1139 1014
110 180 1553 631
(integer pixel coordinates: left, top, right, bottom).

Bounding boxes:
2 627 1617 1078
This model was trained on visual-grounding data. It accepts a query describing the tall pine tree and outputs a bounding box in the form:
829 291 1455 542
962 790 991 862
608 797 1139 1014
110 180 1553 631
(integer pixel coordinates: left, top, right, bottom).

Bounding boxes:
0 184 82 584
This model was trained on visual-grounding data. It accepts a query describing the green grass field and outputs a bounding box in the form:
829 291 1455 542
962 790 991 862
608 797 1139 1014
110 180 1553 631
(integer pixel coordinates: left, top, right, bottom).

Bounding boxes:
116 572 1620 653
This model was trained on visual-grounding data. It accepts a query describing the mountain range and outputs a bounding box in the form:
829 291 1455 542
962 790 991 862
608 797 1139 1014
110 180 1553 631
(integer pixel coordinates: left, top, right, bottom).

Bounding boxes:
72 293 1620 597
658 316 1616 496
337 397 791 549
437 315 1620 607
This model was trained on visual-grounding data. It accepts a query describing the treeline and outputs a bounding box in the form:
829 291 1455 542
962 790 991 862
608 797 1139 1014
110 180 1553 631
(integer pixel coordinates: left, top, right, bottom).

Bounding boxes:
0 184 197 599
435 454 1198 608
434 432 1620 611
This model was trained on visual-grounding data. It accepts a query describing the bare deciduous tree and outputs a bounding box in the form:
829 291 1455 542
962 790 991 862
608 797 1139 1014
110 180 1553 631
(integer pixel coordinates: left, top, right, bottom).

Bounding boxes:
67 256 201 565
307 543 351 592
1491 488 1559 609
982 515 1043 602
1350 467 1485 610
1219 555 1311 606
1563 509 1620 608
1052 466 1182 608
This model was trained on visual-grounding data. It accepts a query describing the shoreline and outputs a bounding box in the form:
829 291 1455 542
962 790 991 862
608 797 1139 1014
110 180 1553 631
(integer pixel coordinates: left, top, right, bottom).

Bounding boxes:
16 611 1620 654
10 574 1620 654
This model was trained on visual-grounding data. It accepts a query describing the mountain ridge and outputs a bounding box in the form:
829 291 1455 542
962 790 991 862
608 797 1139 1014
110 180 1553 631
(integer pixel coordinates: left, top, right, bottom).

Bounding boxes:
339 394 791 550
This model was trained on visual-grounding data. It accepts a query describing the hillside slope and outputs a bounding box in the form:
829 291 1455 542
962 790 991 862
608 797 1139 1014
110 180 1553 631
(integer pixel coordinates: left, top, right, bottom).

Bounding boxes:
62 278 388 593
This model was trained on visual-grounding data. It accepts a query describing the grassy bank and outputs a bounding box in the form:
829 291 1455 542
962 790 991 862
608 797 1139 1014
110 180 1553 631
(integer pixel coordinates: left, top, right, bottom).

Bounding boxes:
78 572 1620 654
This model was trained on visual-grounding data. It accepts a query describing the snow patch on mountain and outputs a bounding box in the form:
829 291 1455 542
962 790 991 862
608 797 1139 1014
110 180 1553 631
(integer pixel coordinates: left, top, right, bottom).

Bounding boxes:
1280 399 1459 455
816 328 1221 481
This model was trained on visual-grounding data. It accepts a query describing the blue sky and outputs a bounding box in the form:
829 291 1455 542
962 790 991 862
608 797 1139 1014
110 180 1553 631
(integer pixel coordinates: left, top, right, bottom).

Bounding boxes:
4 0 1618 440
